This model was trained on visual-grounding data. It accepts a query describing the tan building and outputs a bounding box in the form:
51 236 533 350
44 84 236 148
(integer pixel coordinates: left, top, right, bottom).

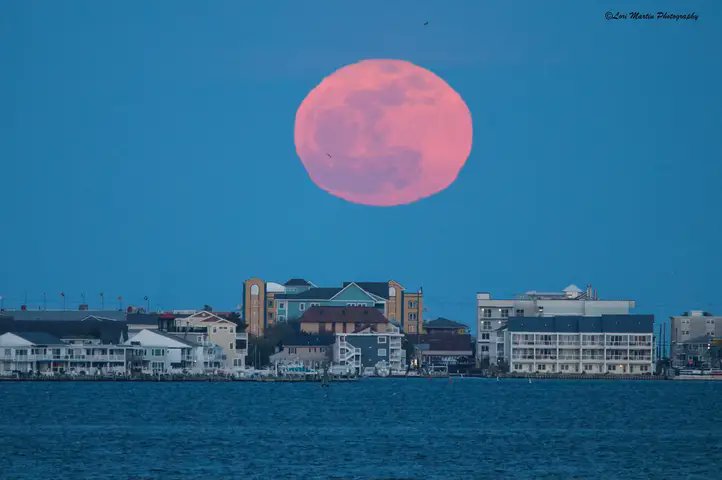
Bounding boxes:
174 311 242 369
243 278 287 337
300 306 390 335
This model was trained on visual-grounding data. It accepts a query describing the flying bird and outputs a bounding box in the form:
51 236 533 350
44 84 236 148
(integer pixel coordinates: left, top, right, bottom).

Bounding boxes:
424 21 429 26
326 153 332 158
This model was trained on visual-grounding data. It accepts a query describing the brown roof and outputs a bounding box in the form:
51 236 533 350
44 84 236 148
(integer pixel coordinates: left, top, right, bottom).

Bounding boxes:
300 306 388 324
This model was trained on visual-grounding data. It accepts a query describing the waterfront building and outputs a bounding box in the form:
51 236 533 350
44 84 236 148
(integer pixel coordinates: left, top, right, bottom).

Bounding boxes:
670 310 721 369
333 324 405 376
269 334 333 369
299 306 390 334
0 331 143 375
506 315 654 374
412 318 473 369
243 278 424 335
166 311 247 370
0 315 128 344
476 284 636 367
125 329 225 374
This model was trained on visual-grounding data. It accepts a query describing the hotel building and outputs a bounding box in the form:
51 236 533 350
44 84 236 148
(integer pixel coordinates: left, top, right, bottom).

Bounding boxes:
476 284 636 367
506 315 654 374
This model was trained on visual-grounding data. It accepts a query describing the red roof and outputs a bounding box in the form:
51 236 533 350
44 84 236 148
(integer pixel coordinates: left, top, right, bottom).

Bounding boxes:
300 306 388 324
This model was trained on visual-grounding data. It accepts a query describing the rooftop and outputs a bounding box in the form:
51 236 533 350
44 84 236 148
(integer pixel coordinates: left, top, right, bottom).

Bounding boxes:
275 287 342 300
8 331 64 345
507 315 654 334
284 278 314 287
300 306 389 324
424 317 469 330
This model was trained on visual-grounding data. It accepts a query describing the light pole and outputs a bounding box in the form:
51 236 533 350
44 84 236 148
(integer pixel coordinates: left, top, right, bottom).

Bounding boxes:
60 292 66 311
144 296 150 312
99 292 104 310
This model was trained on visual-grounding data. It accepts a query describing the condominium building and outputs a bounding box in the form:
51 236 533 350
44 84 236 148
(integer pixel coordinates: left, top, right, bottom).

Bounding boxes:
506 315 654 374
476 284 636 367
0 332 143 375
670 310 721 369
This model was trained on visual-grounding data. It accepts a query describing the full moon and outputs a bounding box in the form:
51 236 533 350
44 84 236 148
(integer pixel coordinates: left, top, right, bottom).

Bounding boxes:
294 59 473 206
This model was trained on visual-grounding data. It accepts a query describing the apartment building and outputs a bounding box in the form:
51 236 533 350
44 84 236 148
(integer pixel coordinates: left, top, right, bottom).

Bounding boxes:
477 284 636 367
670 310 721 369
0 331 143 375
506 315 654 374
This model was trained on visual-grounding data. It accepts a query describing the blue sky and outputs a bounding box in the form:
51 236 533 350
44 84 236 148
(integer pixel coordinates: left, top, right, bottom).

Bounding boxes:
1 1 720 332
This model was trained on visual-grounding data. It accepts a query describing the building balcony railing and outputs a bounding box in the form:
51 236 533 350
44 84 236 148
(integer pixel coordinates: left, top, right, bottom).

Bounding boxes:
581 342 605 347
558 356 580 361
582 355 604 361
629 342 652 347
606 341 629 347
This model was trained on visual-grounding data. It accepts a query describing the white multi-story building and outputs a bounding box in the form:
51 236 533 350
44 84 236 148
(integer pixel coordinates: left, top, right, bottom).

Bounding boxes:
506 315 654 375
476 284 636 367
125 329 230 374
0 332 143 375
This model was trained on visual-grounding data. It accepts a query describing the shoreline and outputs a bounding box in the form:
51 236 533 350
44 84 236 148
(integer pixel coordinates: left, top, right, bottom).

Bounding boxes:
2 373 720 382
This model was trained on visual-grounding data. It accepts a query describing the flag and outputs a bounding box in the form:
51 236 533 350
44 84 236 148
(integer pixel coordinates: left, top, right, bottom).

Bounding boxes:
60 292 65 297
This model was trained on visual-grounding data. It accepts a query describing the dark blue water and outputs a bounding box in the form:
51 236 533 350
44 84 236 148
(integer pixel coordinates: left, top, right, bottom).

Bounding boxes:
1 378 720 479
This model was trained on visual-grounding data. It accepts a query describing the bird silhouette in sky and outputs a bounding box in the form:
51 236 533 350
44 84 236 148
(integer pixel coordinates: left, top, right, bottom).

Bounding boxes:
424 21 429 26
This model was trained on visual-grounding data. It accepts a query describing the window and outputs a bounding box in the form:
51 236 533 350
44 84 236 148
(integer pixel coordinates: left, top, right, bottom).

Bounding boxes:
267 300 273 308
278 315 286 322
213 327 217 333
640 365 649 372
501 309 509 318
389 286 396 297
515 309 524 316
152 349 163 357
347 303 358 307
608 365 616 371
408 300 416 308
4 348 10 356
538 364 546 371
230 343 234 349
278 302 286 309
409 313 417 321
250 284 259 296
584 364 593 371
408 325 416 333
481 321 491 330
483 308 492 318
310 302 320 307
481 346 489 352
300 303 306 311
514 364 522 370
560 364 569 371
481 333 490 340
378 337 387 344
377 349 387 357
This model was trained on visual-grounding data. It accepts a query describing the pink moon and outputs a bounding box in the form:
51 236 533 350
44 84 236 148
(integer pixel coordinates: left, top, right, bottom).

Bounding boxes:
294 59 473 206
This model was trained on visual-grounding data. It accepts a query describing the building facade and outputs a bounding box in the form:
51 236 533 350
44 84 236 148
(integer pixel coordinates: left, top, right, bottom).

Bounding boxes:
269 334 333 369
169 311 247 370
243 278 424 335
299 306 390 335
1 332 143 375
333 324 405 375
670 310 721 369
506 315 654 374
477 284 636 367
